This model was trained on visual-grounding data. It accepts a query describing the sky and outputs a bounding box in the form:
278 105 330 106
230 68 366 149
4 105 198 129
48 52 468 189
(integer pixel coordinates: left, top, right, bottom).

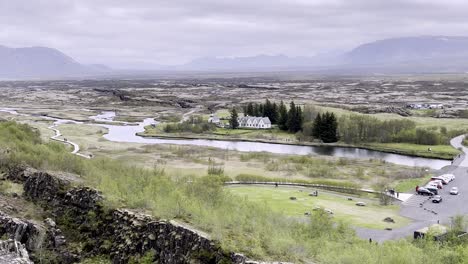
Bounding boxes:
1 0 468 69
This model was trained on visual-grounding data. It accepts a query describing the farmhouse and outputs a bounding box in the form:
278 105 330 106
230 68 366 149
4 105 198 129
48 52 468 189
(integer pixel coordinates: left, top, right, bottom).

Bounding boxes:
238 116 271 129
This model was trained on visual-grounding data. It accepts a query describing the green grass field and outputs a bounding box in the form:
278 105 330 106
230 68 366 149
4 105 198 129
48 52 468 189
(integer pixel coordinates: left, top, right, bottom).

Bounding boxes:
394 177 431 193
228 185 411 229
365 143 460 159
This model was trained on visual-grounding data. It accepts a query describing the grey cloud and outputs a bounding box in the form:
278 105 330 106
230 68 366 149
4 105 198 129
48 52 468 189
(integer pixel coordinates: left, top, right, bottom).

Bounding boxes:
1 0 468 68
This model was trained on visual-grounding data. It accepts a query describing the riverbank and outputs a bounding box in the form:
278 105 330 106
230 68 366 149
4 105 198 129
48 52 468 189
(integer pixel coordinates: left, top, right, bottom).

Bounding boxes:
137 130 460 160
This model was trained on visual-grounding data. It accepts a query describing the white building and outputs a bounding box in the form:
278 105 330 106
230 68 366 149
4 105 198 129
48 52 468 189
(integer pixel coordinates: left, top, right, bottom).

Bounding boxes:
238 116 271 129
208 114 221 125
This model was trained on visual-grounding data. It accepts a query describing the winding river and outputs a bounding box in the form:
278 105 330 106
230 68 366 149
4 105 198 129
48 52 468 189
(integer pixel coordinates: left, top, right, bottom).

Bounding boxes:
98 114 450 169
0 108 452 169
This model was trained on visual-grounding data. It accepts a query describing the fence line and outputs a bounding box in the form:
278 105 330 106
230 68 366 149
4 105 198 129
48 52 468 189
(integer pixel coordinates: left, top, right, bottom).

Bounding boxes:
224 181 378 195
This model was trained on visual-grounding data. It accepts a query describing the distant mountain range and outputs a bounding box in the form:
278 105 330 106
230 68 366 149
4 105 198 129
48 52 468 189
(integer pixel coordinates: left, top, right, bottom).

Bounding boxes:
178 53 341 71
345 36 468 65
2 36 468 78
180 36 468 73
0 45 110 79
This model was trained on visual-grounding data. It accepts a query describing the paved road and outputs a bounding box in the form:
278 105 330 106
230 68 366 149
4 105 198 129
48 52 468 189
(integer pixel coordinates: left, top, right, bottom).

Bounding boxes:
356 135 468 242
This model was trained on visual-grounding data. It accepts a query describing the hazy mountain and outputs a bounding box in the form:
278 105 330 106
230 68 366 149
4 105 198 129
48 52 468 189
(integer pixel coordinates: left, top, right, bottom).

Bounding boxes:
180 36 468 73
343 36 468 70
0 45 110 79
4 36 468 79
180 54 342 71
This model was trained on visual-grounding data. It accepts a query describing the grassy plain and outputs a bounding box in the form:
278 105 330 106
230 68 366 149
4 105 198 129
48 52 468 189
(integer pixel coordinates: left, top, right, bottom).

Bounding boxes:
50 122 428 189
228 185 410 229
3 121 468 264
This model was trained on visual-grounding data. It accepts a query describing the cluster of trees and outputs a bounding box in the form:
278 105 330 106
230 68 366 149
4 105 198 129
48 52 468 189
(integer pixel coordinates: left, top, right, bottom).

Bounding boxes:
337 114 462 145
239 101 338 141
242 100 304 133
163 115 215 134
278 101 303 133
240 100 466 146
243 99 279 123
311 112 339 143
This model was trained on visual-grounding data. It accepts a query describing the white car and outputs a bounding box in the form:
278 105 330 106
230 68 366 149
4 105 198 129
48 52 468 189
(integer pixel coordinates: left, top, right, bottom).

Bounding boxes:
440 174 455 182
431 176 449 185
428 180 443 189
450 187 459 195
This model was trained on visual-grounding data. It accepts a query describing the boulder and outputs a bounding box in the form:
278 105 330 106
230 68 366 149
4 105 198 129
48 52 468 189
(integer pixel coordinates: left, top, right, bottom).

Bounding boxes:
0 239 33 264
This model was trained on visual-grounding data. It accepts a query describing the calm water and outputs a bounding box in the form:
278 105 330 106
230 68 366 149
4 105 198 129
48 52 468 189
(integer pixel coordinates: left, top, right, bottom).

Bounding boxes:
99 117 450 170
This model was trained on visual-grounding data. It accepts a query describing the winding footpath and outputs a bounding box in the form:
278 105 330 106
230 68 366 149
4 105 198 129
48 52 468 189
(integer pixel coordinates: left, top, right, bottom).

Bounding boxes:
0 108 91 159
48 122 91 159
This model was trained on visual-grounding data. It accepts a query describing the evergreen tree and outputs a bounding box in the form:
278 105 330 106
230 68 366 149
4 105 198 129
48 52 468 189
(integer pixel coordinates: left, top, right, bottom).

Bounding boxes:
296 106 303 131
322 112 338 143
287 101 300 133
313 112 338 143
253 104 259 116
264 99 272 119
271 102 278 124
312 113 322 139
230 108 239 129
246 102 254 116
278 101 288 131
258 104 264 116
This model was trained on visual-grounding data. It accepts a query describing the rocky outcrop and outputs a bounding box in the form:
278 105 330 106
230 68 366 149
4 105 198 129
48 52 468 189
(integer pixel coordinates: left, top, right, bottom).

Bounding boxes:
95 209 236 263
0 239 33 264
6 166 256 264
6 165 37 184
0 211 45 252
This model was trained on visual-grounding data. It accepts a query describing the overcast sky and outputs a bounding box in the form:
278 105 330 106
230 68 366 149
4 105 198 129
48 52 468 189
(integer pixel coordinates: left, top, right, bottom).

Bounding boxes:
1 0 468 68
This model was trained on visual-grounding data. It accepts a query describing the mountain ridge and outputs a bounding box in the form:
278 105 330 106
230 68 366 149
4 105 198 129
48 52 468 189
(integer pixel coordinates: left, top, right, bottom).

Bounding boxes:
0 45 110 79
3 36 468 78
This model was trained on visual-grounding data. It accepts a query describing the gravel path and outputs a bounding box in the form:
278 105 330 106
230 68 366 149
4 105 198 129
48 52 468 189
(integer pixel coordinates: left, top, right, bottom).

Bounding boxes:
48 122 91 159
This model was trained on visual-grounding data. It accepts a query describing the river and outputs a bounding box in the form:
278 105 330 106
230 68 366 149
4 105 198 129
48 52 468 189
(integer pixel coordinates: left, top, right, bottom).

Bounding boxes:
97 114 450 169
0 108 452 169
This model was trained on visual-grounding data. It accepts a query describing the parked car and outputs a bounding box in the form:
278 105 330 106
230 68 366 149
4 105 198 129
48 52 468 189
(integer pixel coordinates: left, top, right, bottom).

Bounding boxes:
440 173 455 182
430 180 444 189
424 186 439 195
432 195 442 203
446 174 455 181
417 187 434 196
450 187 459 195
427 181 443 189
430 176 449 185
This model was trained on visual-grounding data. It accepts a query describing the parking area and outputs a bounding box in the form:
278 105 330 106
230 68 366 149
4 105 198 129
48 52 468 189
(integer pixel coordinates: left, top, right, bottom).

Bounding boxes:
408 165 468 220
356 136 468 242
